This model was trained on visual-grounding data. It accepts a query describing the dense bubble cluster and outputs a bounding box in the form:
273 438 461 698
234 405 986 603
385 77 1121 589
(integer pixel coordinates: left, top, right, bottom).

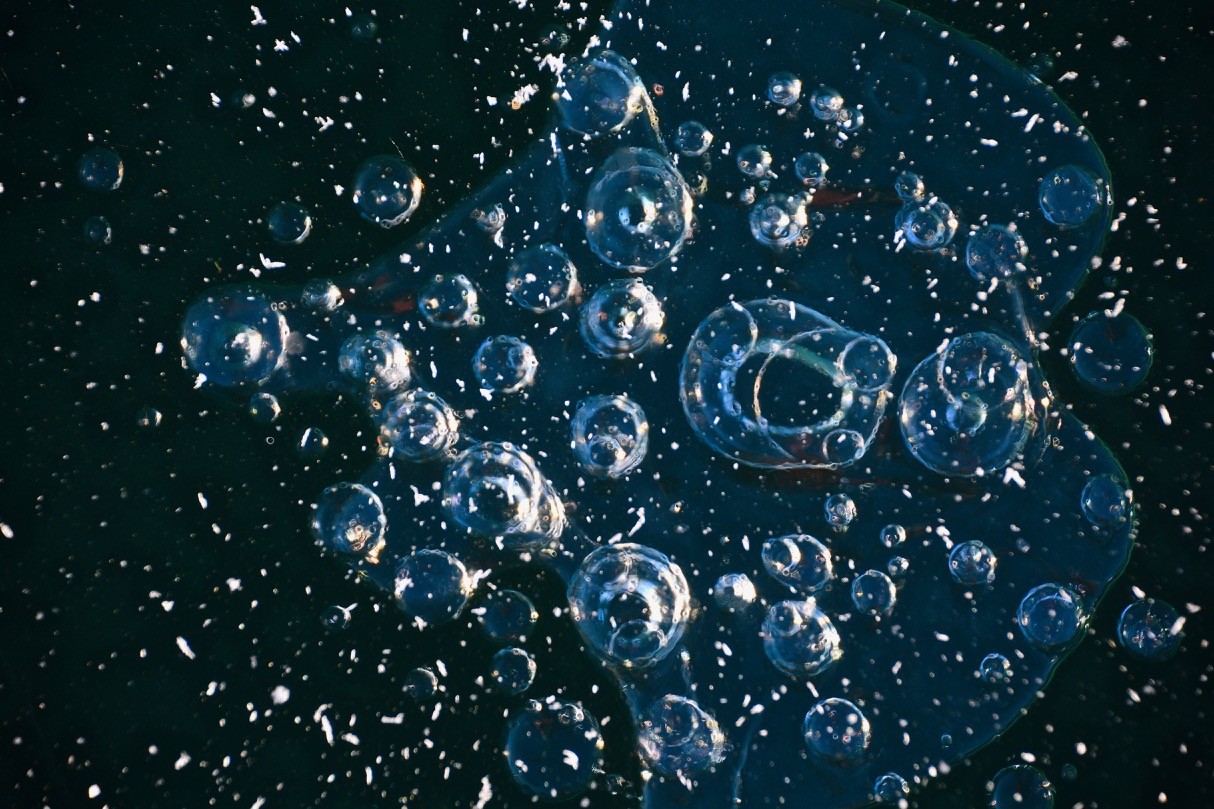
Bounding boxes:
351 155 423 228
570 394 649 478
568 543 690 669
899 332 1044 477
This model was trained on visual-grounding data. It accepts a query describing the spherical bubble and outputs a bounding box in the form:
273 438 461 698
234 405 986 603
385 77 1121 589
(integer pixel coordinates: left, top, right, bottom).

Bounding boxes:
887 555 910 579
404 667 439 701
794 151 830 186
894 170 926 202
749 192 809 249
810 85 845 120
571 394 649 478
763 534 834 593
638 695 726 777
567 543 690 669
979 652 1013 685
579 279 664 358
478 589 539 643
301 279 344 311
851 570 897 617
352 155 423 228
444 442 545 537
1038 164 1104 228
472 202 507 235
506 701 602 801
803 698 871 764
1017 583 1086 652
949 540 998 586
1117 598 1183 661
895 198 958 251
874 772 910 803
507 243 579 312
585 147 692 271
761 599 842 678
681 300 895 470
338 330 411 392
989 765 1055 809
767 71 803 106
899 332 1043 477
966 224 1028 282
672 120 714 156
836 106 865 133
490 647 537 695
83 215 112 245
824 493 857 530
248 392 281 424
136 407 162 431
310 482 386 557
394 549 471 624
555 50 646 136
349 13 377 39
1068 311 1153 394
297 427 329 459
320 605 351 632
1080 473 1132 530
880 524 907 549
473 336 538 394
420 274 480 328
78 148 123 191
181 291 288 387
712 573 757 613
736 144 773 179
267 201 312 244
379 389 459 461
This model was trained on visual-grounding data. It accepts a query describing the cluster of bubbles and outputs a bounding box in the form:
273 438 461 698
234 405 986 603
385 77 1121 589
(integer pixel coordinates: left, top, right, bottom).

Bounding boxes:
680 299 897 469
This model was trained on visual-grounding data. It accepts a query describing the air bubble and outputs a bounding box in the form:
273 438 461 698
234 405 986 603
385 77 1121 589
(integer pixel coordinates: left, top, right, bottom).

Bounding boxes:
638 695 726 777
83 215 112 245
712 573 757 612
809 85 845 120
506 701 602 801
749 192 808 249
851 570 897 617
1038 164 1104 228
352 155 423 228
880 524 907 548
794 151 830 186
736 144 773 179
297 427 329 459
1081 473 1132 528
1068 311 1153 394
672 120 713 156
478 589 539 643
965 224 1028 282
979 652 1013 685
1017 584 1086 652
949 540 998 586
472 203 507 235
404 667 439 701
78 148 123 191
379 389 459 461
988 764 1055 809
874 772 910 803
490 647 537 695
321 605 351 631
555 50 646 137
899 332 1043 477
763 534 834 593
507 243 579 312
136 407 162 431
181 291 288 387
473 336 538 394
444 442 554 542
761 599 842 678
579 279 664 358
767 71 803 107
248 391 281 424
894 198 958 251
1117 598 1183 661
338 330 411 392
824 493 857 530
894 170 925 201
803 698 871 764
585 148 692 271
267 201 312 244
420 274 480 328
571 394 649 478
567 543 690 669
302 279 344 311
394 549 471 624
310 482 386 558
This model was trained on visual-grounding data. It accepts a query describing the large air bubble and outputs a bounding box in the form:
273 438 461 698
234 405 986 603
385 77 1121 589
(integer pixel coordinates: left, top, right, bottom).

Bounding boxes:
638 695 727 777
570 394 649 478
802 698 871 765
181 290 288 387
567 543 690 669
681 299 896 469
555 50 647 137
506 701 603 801
761 599 842 678
310 482 386 558
584 148 693 272
898 332 1045 477
579 279 665 358
378 389 459 462
443 442 564 550
394 549 471 624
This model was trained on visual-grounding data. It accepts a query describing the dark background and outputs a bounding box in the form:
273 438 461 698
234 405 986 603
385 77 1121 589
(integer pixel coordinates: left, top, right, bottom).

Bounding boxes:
1 1 1211 806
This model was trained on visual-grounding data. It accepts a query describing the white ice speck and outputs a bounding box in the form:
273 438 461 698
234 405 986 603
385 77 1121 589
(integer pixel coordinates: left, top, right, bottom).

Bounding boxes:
562 749 579 769
259 253 286 270
250 6 266 26
176 637 196 659
270 685 290 705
